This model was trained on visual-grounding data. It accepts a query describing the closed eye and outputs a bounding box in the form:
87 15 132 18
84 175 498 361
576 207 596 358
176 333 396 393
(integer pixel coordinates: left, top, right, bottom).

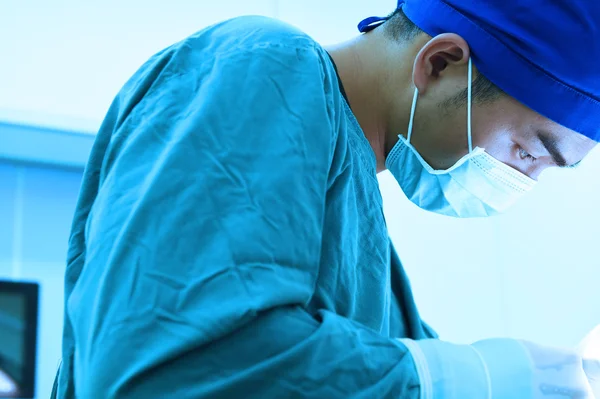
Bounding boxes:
518 147 537 163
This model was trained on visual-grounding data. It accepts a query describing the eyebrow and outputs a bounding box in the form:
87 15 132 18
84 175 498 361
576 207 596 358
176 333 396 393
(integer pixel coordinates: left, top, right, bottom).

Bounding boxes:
536 131 579 168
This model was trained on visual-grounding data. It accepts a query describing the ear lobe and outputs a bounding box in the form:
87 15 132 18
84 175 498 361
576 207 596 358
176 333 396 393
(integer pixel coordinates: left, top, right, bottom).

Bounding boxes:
412 33 470 92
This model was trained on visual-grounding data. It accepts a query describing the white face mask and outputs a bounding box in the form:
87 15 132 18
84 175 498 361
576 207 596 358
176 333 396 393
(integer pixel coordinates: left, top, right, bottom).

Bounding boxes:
385 58 536 218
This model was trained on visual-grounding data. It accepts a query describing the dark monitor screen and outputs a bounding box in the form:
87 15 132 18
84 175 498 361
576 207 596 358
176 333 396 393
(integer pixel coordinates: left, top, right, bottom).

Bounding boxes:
0 281 39 399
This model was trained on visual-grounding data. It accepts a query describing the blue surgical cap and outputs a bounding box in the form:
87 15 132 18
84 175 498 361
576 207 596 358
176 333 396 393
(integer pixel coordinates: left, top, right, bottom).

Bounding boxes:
359 0 600 142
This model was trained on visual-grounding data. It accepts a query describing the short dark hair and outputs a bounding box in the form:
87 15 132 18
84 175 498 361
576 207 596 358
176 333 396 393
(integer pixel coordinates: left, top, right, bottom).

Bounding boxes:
383 8 503 106
383 7 424 42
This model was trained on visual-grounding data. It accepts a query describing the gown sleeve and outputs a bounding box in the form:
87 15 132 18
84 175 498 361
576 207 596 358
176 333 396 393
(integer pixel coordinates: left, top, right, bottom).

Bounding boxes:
68 38 421 398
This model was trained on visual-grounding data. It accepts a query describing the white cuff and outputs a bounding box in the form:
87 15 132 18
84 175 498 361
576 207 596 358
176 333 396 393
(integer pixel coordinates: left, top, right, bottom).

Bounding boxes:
471 339 532 398
398 338 533 399
398 338 490 399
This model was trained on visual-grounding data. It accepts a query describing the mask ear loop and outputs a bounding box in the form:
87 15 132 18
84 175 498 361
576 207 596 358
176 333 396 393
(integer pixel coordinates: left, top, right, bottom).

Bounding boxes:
406 88 419 144
409 58 472 147
467 57 473 153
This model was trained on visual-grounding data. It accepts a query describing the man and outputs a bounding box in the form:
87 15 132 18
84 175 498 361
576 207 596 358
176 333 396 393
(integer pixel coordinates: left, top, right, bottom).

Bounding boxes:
53 0 599 397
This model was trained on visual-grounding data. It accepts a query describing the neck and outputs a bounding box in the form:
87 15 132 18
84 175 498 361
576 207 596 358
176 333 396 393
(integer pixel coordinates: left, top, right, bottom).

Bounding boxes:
326 30 418 172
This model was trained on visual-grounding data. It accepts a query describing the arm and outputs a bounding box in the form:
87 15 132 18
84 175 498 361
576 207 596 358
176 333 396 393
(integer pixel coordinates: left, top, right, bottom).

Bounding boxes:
69 39 421 398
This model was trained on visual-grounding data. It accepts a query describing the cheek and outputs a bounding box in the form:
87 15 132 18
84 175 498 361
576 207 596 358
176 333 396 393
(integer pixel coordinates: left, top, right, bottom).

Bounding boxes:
471 115 514 157
431 120 471 169
470 101 523 151
438 106 486 162
470 116 541 176
412 108 470 169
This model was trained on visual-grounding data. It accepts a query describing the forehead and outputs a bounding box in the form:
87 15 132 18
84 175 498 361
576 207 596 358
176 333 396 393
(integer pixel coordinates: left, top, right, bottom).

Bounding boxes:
500 95 596 152
532 112 596 152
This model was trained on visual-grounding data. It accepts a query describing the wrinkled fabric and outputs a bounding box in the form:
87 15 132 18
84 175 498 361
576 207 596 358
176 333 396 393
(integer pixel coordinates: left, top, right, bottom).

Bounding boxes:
55 16 435 398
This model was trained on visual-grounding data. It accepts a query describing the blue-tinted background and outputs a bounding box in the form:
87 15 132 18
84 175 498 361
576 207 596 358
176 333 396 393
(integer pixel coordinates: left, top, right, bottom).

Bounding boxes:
1 1 599 397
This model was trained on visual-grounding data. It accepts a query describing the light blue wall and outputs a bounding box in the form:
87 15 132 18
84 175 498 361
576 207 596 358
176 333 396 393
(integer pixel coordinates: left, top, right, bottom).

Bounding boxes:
381 159 600 346
0 159 82 399
1 1 599 397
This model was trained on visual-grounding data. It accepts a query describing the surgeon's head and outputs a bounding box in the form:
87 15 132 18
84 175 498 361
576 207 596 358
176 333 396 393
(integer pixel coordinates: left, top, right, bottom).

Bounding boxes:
328 0 600 216
380 9 596 181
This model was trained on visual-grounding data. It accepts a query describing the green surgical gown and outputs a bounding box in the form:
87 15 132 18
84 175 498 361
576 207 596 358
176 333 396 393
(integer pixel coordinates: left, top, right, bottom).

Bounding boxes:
54 16 437 399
